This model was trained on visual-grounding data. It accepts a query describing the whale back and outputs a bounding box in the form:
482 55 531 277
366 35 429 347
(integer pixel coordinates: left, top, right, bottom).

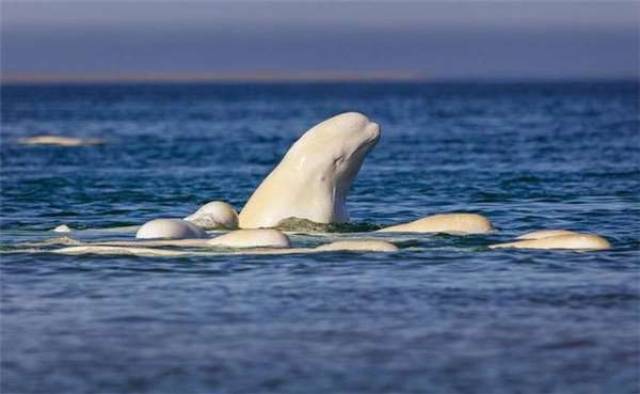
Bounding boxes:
239 112 380 229
136 218 208 239
184 201 239 229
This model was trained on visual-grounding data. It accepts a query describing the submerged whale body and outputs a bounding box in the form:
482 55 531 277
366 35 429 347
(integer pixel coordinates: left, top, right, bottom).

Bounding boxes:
184 201 239 230
52 224 73 233
378 213 493 235
19 135 104 147
490 230 611 251
136 219 207 239
207 229 291 248
314 240 399 252
515 229 578 240
239 112 380 229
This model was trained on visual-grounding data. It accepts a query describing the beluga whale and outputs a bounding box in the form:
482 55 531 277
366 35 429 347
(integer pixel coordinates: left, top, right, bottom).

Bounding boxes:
239 112 380 229
489 230 611 251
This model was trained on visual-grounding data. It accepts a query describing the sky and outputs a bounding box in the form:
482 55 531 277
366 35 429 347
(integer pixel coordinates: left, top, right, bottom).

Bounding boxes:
1 1 639 82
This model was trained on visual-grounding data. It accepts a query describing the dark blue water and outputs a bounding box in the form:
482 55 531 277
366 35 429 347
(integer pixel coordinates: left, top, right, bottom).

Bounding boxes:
1 82 639 393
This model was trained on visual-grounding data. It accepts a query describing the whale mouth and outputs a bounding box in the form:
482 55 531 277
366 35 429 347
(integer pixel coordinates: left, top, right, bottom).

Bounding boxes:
332 120 380 191
327 119 379 167
356 120 381 155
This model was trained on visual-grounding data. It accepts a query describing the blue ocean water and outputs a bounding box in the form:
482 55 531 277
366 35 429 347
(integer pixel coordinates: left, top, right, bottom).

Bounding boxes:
1 82 639 393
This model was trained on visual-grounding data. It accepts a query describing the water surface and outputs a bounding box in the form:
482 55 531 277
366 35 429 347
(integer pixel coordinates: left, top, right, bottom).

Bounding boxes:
1 82 639 393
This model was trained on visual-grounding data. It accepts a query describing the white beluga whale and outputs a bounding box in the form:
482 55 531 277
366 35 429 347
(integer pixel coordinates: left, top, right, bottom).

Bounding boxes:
314 240 399 252
70 229 293 249
207 229 291 248
52 224 73 233
514 229 578 240
184 201 239 230
135 219 207 239
378 213 493 235
53 237 399 256
49 226 400 256
19 135 104 147
239 112 380 229
489 230 611 251
62 202 238 237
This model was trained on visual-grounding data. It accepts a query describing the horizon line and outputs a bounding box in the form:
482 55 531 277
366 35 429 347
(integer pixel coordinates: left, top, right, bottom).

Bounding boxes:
1 71 638 85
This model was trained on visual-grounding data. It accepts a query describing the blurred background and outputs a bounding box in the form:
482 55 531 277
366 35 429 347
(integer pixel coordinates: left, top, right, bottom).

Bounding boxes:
2 0 639 82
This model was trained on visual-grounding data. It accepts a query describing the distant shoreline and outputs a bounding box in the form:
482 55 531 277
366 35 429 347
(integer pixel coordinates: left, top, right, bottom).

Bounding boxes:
1 74 637 86
0 71 428 85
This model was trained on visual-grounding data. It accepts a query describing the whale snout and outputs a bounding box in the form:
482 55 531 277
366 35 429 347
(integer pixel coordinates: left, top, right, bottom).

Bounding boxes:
366 121 380 143
335 111 370 125
335 112 380 143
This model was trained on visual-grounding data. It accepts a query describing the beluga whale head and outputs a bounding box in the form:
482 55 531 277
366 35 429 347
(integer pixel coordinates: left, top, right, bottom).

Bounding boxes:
239 112 380 229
